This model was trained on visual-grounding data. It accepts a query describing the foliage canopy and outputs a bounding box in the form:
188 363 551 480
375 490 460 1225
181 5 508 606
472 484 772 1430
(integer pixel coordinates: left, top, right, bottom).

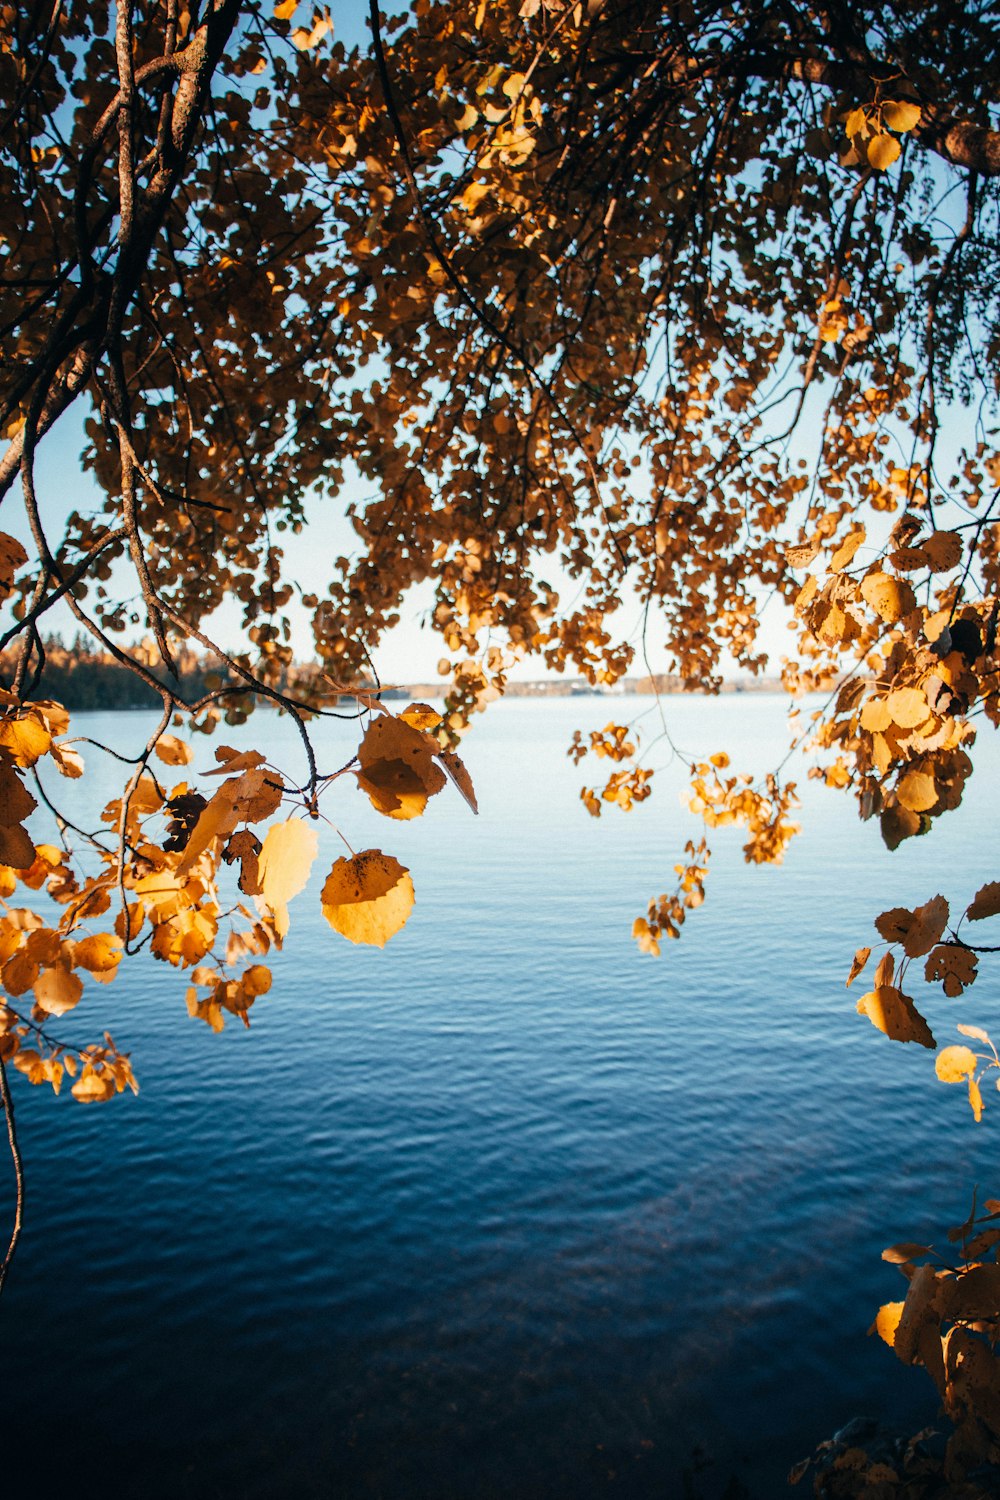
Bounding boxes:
0 0 999 1117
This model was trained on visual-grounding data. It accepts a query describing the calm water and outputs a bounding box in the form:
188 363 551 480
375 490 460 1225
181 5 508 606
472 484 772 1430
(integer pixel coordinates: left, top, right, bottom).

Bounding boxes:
3 696 999 1499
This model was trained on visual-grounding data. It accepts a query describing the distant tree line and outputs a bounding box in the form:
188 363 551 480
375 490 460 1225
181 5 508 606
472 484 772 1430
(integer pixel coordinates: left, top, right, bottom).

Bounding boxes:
0 634 216 711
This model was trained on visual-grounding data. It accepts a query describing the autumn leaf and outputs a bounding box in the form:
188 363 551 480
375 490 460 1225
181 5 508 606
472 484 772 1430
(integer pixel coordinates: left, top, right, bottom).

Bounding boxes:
256 818 318 938
321 850 415 947
967 882 1000 922
936 1045 978 1083
860 572 916 623
439 749 479 814
155 734 194 767
830 525 866 572
856 985 935 1047
924 944 977 997
875 896 948 957
870 1301 905 1348
867 132 902 170
0 531 27 597
846 946 871 987
0 714 51 767
33 965 83 1016
882 101 921 133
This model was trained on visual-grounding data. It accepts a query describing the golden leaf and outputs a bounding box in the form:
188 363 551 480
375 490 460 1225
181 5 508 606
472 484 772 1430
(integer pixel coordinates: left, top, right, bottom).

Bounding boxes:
867 132 901 170
155 733 194 766
859 697 891 732
398 702 442 731
830 525 866 572
882 1243 932 1264
0 715 51 767
71 1068 115 1103
273 0 296 15
882 101 921 133
857 985 935 1047
871 1301 905 1348
969 1075 984 1122
321 849 415 947
72 933 123 973
860 572 916 623
33 965 83 1016
967 882 1000 922
205 746 266 776
896 770 937 812
846 946 871 987
885 687 929 728
784 539 820 568
256 818 318 938
935 1045 978 1083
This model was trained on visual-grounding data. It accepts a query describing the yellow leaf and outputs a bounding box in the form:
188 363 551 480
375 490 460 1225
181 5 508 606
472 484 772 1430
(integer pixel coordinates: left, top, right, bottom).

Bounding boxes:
321 849 414 948
867 132 901 170
857 985 935 1047
844 107 868 139
897 770 937 812
885 686 929 729
155 733 194 766
784 539 820 568
969 1075 984 1122
967 882 1000 922
256 818 318 939
72 933 123 973
860 697 891 733
398 702 442 732
33 965 83 1016
273 0 296 16
861 571 916 623
936 1045 978 1082
882 100 921 133
871 1301 905 1348
71 1067 115 1103
830 525 866 572
0 715 51 767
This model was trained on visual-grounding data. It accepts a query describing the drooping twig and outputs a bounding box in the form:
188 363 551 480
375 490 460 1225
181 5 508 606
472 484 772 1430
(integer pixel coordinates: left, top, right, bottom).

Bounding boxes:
0 1056 24 1298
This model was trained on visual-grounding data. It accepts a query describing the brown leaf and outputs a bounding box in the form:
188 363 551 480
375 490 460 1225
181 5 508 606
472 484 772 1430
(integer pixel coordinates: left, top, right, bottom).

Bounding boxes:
925 945 978 997
922 530 962 572
439 748 479 814
857 985 935 1047
846 946 871 987
0 822 35 868
967 882 1000 922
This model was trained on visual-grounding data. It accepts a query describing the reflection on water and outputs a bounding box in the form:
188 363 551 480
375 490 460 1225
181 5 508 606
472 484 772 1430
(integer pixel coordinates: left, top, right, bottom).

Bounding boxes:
2 697 998 1498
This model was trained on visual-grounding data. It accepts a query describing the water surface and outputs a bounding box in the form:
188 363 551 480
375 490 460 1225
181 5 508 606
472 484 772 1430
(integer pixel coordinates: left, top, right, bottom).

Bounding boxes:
2 696 998 1498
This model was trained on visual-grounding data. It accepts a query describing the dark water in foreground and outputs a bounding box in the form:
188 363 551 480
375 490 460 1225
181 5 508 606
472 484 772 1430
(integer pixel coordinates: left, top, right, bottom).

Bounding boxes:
2 696 999 1499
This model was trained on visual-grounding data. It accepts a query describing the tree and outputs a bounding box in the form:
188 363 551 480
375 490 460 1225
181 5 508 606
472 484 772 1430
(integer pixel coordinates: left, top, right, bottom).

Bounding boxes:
2 0 1000 1394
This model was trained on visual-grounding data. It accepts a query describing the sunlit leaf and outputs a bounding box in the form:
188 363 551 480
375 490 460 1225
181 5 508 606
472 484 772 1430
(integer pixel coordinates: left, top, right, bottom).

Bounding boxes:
256 819 318 939
321 849 415 947
857 985 935 1047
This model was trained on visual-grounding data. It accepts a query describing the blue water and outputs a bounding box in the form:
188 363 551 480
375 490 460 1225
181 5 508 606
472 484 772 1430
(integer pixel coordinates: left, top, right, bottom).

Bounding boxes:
2 695 998 1499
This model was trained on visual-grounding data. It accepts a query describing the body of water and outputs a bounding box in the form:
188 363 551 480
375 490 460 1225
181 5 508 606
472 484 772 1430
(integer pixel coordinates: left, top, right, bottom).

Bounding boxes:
2 695 998 1498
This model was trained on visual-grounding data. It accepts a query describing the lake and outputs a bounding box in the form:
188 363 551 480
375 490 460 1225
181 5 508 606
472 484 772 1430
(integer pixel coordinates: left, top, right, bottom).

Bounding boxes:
2 695 998 1498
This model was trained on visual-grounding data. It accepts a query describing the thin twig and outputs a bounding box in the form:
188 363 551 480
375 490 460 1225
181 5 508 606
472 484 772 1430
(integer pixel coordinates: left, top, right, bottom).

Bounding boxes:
0 1056 24 1298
